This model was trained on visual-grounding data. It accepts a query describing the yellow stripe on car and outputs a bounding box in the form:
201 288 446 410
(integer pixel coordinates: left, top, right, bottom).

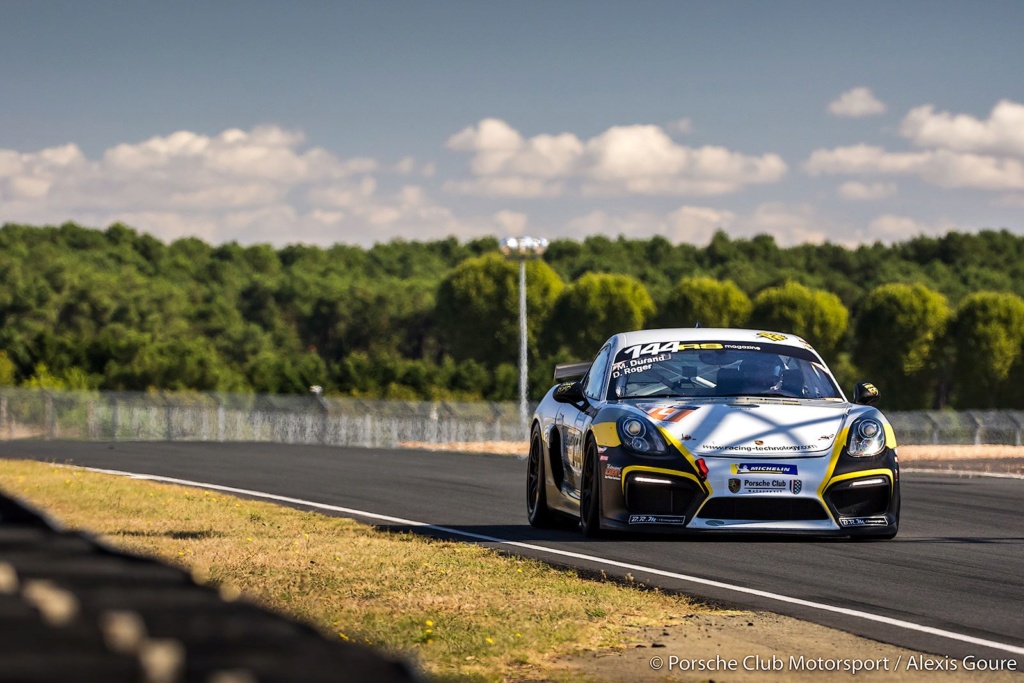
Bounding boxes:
591 421 621 448
655 427 713 495
620 465 706 495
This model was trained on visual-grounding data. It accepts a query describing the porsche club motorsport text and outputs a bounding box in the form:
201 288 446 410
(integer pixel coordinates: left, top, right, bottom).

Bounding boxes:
648 654 1018 674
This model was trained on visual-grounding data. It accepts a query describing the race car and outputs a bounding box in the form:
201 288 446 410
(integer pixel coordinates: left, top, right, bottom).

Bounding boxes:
526 328 900 538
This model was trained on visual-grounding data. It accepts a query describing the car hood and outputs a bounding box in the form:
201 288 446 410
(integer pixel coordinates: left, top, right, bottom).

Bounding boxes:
626 399 851 456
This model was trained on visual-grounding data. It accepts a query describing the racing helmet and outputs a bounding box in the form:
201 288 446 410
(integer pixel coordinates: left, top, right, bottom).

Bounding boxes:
741 353 784 391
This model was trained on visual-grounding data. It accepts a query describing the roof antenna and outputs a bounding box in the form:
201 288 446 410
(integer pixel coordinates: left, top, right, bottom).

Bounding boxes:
694 321 701 328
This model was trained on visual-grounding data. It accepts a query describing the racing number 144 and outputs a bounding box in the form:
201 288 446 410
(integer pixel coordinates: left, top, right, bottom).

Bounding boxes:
622 342 724 360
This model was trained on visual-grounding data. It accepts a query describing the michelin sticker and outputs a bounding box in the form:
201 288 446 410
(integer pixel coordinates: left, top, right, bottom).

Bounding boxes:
732 463 799 475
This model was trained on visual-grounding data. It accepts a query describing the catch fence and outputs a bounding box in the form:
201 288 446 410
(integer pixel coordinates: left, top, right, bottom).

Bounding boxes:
0 388 1022 448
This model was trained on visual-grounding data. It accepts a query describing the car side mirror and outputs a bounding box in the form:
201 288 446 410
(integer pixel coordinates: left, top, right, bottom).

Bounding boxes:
854 382 880 406
553 381 587 406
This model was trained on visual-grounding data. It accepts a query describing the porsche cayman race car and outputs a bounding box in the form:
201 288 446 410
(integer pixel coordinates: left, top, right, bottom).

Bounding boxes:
526 328 900 538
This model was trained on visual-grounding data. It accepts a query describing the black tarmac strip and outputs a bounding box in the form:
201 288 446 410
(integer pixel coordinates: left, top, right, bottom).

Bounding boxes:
1 440 1022 673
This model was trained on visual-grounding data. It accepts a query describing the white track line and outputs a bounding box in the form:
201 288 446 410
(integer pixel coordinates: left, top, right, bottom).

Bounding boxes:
901 468 1024 480
80 465 1024 657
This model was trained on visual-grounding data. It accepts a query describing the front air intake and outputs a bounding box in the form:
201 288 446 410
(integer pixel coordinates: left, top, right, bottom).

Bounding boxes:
624 473 702 516
696 498 829 521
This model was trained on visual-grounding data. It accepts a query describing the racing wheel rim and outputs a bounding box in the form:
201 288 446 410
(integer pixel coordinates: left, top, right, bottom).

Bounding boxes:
527 431 542 515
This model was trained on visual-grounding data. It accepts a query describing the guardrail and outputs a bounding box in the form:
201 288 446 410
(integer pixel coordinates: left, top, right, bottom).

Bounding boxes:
1 388 1022 447
0 388 531 448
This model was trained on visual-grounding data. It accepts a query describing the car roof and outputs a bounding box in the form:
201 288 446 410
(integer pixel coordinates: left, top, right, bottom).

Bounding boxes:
613 328 817 352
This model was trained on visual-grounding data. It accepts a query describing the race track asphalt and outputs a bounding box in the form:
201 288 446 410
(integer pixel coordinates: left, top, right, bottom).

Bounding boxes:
0 440 1021 667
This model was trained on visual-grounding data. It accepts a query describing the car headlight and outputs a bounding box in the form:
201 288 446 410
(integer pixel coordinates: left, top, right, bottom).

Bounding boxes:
847 417 886 457
617 416 667 455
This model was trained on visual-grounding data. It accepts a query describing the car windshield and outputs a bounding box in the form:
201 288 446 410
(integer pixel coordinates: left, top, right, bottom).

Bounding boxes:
608 340 842 400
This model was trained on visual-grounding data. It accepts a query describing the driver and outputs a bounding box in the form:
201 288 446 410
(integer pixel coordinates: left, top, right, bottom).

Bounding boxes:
740 354 784 393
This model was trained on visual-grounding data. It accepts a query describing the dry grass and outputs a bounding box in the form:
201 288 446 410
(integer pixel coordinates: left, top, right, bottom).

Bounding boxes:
0 459 708 682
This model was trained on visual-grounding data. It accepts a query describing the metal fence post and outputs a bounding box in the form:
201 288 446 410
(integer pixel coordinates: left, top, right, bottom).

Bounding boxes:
216 399 226 442
111 397 119 440
44 391 55 440
164 393 174 441
0 396 6 439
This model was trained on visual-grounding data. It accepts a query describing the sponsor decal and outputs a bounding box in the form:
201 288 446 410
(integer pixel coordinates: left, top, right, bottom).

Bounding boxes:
639 404 698 423
862 383 879 396
604 465 622 480
756 332 788 342
754 439 764 446
628 515 687 525
819 433 834 440
703 443 818 453
732 463 799 475
790 480 803 494
727 478 796 494
839 517 889 527
619 341 724 360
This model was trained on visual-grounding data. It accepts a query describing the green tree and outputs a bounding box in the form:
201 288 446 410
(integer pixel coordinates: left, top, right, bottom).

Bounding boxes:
548 273 655 358
950 291 1024 408
435 253 563 366
0 351 17 386
853 283 952 409
656 277 752 329
750 281 849 357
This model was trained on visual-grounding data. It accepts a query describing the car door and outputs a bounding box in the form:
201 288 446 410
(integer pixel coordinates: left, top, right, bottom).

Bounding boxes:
559 344 611 495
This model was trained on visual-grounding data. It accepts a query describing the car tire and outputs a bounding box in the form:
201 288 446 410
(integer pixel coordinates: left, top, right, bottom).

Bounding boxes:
579 440 602 538
527 426 556 528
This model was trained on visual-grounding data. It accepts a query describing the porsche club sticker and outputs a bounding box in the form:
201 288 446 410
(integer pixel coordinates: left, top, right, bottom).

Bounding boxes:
732 463 799 475
727 477 803 494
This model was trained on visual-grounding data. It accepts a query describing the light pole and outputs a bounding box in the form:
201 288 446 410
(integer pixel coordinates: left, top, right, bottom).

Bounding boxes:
500 236 549 436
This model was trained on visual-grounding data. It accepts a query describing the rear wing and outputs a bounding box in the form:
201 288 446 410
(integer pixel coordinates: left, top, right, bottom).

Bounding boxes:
553 361 592 382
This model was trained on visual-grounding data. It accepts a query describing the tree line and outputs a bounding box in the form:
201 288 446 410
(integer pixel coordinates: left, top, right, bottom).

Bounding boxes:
1 221 1024 410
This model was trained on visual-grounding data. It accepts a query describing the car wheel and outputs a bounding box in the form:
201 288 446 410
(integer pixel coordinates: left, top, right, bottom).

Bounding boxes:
527 426 556 528
579 440 602 538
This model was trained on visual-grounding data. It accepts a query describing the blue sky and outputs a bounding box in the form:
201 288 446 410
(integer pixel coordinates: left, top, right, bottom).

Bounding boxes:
2 1 1022 246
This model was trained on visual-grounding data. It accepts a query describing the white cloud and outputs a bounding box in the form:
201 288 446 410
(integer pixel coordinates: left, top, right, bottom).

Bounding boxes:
446 118 786 198
665 206 736 243
858 214 954 243
565 203 832 247
805 144 1024 191
493 210 528 236
900 100 1024 157
442 177 564 197
668 118 694 135
738 202 832 245
828 87 886 118
0 126 475 246
837 181 897 201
